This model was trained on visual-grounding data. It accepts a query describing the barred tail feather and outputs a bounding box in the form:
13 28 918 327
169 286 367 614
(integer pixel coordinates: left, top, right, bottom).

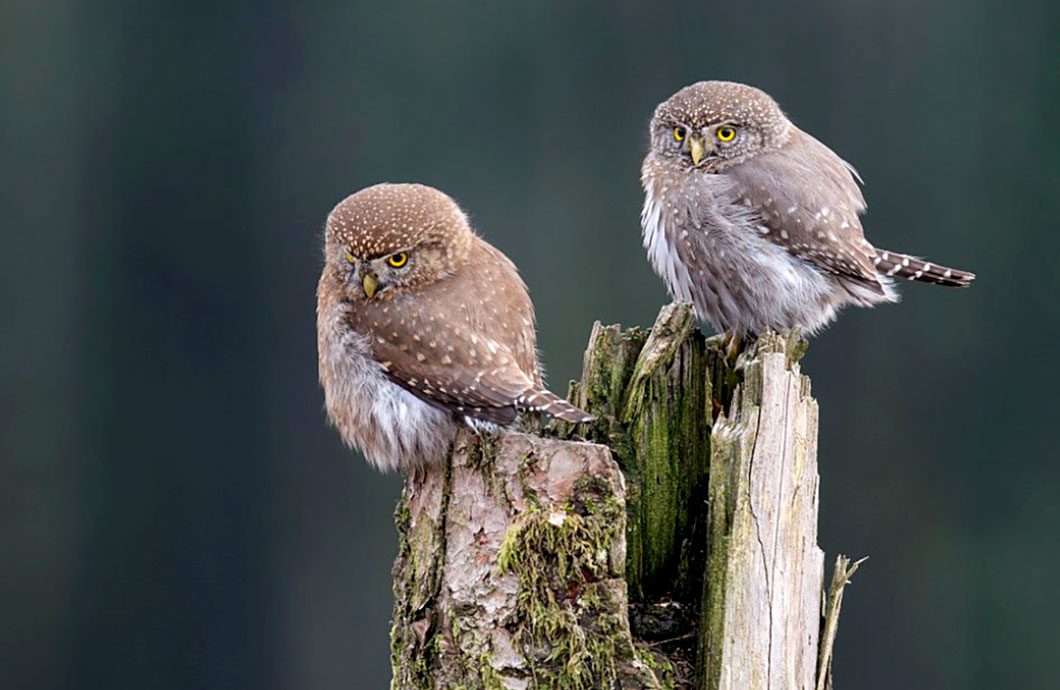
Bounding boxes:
518 388 595 423
872 249 975 288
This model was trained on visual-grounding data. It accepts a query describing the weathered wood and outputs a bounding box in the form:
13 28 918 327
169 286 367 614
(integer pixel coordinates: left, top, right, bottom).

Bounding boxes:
698 331 825 690
390 303 858 689
561 304 735 682
390 430 669 689
816 555 866 690
566 304 720 602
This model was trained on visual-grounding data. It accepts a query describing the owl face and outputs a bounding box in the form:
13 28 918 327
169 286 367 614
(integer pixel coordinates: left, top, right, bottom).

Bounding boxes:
337 248 436 301
650 118 763 170
648 80 791 172
325 183 474 301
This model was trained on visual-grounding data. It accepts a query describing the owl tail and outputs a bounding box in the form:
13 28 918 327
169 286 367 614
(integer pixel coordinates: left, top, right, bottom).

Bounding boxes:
518 388 596 423
873 249 975 288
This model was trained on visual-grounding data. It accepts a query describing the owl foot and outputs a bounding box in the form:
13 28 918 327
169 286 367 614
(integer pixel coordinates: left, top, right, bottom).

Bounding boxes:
711 397 725 421
722 331 744 364
783 327 809 365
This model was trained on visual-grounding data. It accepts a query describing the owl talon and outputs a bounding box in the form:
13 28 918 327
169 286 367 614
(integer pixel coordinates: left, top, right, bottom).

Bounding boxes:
723 331 743 363
711 397 725 421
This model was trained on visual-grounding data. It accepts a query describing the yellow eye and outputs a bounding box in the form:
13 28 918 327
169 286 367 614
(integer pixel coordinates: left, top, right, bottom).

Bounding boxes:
345 253 355 264
717 126 736 142
387 252 409 268
673 126 686 141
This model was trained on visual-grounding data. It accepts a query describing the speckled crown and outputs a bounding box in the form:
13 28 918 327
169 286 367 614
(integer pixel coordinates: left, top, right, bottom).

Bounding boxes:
327 183 470 258
653 81 790 138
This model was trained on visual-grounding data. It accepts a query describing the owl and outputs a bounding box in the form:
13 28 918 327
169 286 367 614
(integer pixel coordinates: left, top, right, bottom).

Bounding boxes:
641 80 975 338
317 183 593 472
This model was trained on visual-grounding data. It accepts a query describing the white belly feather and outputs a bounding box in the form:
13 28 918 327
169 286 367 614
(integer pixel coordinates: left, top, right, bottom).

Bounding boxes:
641 193 694 304
641 173 841 335
318 299 456 471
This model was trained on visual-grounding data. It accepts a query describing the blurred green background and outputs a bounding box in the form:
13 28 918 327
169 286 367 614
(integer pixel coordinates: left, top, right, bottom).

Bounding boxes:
2 1 1057 688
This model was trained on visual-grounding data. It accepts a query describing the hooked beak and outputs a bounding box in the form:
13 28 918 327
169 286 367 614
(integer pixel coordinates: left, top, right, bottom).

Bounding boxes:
689 135 709 167
362 271 379 299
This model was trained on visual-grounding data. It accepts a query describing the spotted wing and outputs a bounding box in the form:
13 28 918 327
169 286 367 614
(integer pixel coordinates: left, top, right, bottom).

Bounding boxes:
367 323 535 425
727 130 884 292
344 238 590 425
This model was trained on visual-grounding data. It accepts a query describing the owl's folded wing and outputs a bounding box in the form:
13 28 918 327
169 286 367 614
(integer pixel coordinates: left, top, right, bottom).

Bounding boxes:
727 134 886 292
370 331 537 425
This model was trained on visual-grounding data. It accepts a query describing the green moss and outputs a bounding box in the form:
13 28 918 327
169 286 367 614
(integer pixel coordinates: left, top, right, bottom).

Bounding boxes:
390 455 454 689
635 646 677 690
696 405 746 686
497 474 629 689
477 653 506 690
443 611 510 690
392 308 807 689
464 430 503 495
622 322 715 599
540 305 736 683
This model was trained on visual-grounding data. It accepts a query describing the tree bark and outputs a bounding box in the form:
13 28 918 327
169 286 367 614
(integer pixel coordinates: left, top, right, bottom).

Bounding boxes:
390 303 861 689
390 430 665 688
698 330 823 690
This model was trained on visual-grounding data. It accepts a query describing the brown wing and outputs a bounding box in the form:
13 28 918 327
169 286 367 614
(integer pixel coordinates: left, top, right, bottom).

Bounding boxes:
727 129 884 292
376 330 536 425
347 237 543 425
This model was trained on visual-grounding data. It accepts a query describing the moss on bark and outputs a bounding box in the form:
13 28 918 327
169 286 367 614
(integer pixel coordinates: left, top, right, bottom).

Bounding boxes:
391 305 843 690
553 304 735 680
391 431 667 689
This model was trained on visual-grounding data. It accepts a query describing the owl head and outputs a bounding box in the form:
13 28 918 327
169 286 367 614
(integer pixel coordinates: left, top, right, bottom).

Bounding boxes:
648 80 792 171
324 183 475 301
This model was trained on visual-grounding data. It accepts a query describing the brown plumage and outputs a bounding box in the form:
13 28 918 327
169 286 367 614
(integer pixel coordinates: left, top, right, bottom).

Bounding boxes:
642 80 975 336
317 183 592 472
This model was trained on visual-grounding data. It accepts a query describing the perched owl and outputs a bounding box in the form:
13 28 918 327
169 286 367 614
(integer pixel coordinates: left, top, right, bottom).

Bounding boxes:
641 80 975 337
317 183 593 472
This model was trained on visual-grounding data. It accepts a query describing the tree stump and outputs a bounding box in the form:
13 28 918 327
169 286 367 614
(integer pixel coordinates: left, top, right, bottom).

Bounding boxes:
390 431 665 688
389 303 860 689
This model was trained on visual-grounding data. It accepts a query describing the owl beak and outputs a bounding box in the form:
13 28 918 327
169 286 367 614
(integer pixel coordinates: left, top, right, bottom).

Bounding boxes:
362 272 379 299
689 136 708 166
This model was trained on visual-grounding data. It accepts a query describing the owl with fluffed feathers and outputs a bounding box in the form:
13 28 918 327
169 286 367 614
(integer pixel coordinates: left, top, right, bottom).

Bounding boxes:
641 80 974 338
317 183 592 472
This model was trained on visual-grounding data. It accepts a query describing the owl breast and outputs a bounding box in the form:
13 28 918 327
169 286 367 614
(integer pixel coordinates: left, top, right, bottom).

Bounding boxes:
317 296 457 471
641 159 840 335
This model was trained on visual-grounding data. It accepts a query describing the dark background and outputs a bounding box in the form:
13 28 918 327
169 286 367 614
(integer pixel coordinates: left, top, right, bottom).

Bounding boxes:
3 1 1057 689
